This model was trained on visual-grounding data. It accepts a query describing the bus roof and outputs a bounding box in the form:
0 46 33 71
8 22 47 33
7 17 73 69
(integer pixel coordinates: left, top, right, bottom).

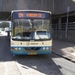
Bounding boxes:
11 10 52 14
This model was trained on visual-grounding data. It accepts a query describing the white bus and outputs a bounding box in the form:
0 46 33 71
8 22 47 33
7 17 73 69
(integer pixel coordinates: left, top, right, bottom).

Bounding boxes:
11 10 52 55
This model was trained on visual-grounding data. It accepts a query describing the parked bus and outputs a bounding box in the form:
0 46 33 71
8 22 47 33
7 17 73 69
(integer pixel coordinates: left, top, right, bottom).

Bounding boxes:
11 10 52 55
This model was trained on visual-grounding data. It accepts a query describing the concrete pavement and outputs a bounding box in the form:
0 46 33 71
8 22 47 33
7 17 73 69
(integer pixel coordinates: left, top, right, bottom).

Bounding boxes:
53 40 75 62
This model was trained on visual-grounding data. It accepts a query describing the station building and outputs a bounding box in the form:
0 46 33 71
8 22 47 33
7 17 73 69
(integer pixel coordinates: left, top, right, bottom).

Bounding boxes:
0 0 75 41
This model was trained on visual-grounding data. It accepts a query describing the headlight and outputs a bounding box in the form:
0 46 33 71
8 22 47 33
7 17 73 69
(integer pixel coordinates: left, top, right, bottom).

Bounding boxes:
46 47 49 50
18 48 21 50
43 47 45 50
43 47 49 50
15 48 18 50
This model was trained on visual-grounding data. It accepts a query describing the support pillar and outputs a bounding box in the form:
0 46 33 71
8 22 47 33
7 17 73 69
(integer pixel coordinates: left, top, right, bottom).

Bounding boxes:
58 17 61 39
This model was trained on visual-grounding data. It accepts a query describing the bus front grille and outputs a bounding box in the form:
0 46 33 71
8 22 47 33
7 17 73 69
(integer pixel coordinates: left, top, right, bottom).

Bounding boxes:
24 47 41 51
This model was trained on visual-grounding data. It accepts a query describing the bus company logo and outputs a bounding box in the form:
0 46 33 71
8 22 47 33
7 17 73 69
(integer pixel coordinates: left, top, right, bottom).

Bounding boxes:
26 42 38 45
26 42 30 45
31 43 38 45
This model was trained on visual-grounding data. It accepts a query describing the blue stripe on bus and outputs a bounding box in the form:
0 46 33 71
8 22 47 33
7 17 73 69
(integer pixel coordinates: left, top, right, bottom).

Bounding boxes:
37 51 52 54
11 46 50 50
11 47 51 52
11 51 28 55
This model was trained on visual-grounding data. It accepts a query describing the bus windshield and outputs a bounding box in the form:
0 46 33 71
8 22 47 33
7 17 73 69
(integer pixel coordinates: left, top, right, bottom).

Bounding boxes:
12 19 51 40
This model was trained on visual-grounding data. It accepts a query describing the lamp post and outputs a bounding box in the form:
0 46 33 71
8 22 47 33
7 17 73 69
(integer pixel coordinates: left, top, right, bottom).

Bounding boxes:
66 6 70 39
67 6 70 24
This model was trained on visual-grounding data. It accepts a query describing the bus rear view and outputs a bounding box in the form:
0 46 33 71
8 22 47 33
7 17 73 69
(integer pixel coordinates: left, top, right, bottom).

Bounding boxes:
11 10 52 55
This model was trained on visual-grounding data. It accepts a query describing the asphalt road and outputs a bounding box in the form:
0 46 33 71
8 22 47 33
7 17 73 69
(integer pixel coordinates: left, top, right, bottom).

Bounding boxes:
0 36 75 75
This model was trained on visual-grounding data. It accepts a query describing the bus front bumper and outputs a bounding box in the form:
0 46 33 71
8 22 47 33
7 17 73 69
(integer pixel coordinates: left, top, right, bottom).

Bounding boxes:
11 50 52 55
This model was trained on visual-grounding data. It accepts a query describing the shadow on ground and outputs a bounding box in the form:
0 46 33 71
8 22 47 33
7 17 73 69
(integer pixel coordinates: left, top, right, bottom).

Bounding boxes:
0 36 13 61
15 54 63 75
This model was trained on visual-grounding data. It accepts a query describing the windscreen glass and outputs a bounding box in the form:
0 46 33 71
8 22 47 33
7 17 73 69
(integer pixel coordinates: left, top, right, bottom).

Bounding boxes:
12 19 51 40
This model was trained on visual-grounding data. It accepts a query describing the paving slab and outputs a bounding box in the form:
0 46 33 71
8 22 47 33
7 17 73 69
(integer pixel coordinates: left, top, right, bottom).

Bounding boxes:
53 40 75 62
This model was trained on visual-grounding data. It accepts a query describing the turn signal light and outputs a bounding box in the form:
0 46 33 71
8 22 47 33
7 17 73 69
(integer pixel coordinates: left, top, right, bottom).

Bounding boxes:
50 47 52 50
11 48 14 50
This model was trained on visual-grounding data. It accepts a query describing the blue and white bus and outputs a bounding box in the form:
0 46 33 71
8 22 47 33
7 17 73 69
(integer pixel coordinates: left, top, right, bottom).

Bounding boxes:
11 10 52 55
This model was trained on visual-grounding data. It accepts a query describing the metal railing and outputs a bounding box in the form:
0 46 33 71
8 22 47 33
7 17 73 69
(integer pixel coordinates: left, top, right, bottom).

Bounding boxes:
52 22 75 41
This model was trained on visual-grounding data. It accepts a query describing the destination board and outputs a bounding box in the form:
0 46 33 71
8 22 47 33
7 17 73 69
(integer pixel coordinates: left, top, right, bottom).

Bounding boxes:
12 12 50 19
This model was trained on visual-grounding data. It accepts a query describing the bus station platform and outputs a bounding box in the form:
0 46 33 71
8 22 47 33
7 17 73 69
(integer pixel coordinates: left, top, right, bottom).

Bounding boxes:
53 40 75 62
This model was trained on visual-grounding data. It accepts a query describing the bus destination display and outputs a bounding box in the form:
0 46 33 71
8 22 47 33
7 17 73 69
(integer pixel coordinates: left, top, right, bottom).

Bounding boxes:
12 12 50 19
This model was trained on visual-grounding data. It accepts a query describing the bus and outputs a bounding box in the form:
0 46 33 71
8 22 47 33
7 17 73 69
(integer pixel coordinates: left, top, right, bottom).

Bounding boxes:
11 10 52 55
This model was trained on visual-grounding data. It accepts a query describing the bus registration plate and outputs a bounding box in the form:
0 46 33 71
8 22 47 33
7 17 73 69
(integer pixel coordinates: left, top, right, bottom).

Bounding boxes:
28 52 37 55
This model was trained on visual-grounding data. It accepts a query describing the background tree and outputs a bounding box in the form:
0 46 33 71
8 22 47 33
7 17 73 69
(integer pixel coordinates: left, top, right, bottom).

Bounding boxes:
0 22 9 28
